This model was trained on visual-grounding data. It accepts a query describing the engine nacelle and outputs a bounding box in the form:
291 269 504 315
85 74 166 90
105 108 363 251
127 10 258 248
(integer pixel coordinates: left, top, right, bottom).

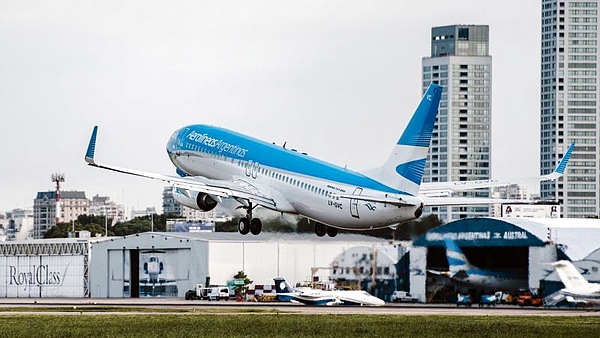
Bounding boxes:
172 188 218 211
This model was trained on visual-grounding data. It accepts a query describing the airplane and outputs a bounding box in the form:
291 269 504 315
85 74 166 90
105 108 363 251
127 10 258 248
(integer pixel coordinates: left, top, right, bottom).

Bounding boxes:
546 260 600 306
429 238 528 290
142 252 165 285
273 277 385 306
84 83 573 237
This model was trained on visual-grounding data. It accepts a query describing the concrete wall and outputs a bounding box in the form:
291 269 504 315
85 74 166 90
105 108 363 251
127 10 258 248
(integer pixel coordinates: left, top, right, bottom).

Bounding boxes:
528 245 557 290
409 246 427 302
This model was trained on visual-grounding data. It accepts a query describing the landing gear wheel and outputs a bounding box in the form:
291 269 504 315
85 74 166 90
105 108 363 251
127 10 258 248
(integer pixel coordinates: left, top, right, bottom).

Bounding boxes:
315 222 326 237
238 218 250 235
250 218 262 235
326 226 338 237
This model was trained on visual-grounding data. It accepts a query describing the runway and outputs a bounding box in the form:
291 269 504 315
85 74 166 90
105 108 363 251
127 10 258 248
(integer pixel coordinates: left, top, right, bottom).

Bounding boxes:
0 298 598 316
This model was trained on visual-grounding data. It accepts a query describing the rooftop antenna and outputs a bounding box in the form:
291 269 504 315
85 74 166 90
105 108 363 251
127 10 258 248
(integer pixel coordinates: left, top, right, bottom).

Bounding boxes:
51 172 65 225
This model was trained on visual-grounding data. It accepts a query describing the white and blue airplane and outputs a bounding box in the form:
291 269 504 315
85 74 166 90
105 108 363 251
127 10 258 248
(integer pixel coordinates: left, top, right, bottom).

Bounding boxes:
273 277 385 306
431 238 528 290
85 83 573 237
546 260 600 306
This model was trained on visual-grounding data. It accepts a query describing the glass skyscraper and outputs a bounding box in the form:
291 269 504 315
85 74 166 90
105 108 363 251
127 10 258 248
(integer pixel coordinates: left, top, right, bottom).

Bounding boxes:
421 25 492 222
540 0 599 218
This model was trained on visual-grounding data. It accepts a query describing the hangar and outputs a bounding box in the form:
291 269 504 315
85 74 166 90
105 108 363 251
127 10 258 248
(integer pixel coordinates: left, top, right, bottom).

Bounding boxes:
89 232 386 298
0 238 92 298
409 217 600 302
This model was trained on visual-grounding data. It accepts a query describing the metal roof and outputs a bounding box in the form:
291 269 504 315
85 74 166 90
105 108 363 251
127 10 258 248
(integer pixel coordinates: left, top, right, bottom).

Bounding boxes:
505 217 600 260
143 232 389 244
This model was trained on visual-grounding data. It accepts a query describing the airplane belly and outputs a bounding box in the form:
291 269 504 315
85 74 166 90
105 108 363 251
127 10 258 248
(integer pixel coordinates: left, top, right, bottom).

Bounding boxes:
297 199 419 231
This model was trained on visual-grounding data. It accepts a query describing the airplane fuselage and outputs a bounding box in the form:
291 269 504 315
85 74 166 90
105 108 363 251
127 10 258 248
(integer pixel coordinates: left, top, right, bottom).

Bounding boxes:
558 286 600 305
166 125 422 230
452 270 528 290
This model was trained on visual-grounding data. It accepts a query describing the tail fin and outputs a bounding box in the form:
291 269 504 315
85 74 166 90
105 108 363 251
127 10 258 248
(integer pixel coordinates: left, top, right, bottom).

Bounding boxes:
553 260 589 289
365 84 442 196
444 238 474 276
273 277 294 293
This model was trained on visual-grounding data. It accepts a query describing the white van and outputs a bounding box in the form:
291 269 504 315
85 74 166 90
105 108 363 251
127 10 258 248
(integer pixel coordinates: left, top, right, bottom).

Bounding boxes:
207 286 230 301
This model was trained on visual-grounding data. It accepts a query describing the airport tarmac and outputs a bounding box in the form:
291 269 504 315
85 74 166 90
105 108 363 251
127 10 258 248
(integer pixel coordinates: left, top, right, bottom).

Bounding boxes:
0 298 598 316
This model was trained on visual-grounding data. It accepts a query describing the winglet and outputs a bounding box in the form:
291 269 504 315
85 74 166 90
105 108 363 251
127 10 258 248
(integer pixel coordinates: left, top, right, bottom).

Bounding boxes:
554 142 575 175
85 126 98 165
544 142 575 180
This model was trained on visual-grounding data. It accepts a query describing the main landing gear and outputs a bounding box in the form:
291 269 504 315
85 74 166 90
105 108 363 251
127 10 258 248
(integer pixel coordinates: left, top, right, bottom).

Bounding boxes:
238 202 262 236
314 222 338 237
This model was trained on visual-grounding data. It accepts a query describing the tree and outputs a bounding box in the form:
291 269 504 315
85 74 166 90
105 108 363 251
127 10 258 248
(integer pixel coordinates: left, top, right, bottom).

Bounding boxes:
261 218 294 233
215 218 239 232
232 270 252 297
43 214 168 238
296 218 313 233
357 214 443 240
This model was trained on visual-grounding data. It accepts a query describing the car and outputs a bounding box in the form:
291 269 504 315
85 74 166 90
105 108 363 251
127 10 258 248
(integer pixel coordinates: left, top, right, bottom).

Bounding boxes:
391 291 417 303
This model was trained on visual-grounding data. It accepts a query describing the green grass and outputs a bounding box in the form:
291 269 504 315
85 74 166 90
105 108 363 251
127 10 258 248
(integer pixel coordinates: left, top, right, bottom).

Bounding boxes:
0 306 283 314
0 314 599 338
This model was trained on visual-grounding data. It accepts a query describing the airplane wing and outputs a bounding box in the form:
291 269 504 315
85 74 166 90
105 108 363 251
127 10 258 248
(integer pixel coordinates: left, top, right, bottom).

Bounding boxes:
419 142 575 197
84 126 276 208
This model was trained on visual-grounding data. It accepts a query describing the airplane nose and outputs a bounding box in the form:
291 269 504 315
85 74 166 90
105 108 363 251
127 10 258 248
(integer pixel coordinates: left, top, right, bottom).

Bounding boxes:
166 128 185 154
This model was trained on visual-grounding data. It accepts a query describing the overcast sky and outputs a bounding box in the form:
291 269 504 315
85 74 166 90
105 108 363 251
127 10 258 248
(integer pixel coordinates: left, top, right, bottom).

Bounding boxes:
0 1 541 214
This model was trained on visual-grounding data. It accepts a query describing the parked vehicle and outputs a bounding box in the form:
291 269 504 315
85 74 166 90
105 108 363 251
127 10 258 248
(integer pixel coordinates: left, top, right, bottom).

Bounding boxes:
456 294 472 307
517 292 543 307
185 284 231 301
478 294 497 307
391 291 418 303
493 291 511 304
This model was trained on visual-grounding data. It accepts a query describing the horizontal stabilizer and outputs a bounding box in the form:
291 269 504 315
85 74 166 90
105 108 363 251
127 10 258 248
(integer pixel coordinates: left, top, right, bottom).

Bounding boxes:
419 142 575 195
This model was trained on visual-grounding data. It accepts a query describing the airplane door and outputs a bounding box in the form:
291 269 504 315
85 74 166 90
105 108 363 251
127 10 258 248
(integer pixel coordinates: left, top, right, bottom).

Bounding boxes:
350 187 363 219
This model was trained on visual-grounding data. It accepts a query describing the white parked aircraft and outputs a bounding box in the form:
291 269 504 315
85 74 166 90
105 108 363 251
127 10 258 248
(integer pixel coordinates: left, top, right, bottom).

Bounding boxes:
548 260 600 306
273 277 385 306
85 83 573 237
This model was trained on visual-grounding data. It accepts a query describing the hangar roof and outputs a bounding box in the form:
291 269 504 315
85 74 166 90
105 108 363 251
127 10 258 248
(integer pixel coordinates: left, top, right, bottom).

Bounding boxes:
149 232 387 244
412 217 600 261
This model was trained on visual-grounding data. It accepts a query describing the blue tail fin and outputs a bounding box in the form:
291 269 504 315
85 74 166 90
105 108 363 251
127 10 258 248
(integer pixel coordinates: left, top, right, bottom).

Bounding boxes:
273 277 294 293
273 277 295 302
444 238 473 276
364 84 442 195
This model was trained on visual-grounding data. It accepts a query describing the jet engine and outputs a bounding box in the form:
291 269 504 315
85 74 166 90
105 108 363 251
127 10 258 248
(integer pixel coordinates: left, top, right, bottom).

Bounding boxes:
173 188 218 211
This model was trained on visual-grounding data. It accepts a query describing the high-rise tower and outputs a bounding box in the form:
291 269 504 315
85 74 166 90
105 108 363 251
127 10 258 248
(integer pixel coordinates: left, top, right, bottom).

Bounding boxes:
540 0 599 218
422 25 492 221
